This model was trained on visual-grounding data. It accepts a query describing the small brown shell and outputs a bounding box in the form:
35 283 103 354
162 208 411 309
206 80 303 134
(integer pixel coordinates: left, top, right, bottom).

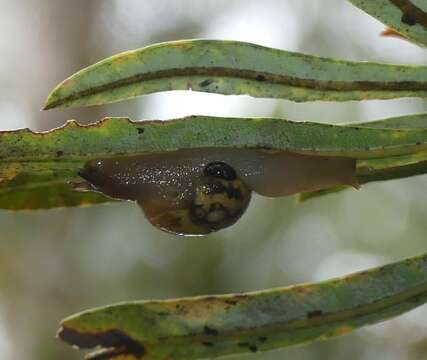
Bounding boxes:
139 162 251 235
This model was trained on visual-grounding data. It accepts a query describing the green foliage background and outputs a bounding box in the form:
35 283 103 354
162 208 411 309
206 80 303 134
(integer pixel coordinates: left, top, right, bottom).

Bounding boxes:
1 1 427 360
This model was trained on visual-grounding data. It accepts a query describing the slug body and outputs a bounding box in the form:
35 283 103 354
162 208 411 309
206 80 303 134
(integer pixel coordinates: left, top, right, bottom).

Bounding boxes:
79 148 357 235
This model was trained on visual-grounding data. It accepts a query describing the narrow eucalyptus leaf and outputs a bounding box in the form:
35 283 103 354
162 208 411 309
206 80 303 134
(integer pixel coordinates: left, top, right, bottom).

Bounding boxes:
2 115 427 210
58 252 427 360
349 0 427 47
299 113 427 201
43 40 427 109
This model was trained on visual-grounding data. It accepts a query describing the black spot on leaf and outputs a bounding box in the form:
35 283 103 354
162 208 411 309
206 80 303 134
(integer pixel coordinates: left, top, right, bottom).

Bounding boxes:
199 79 214 87
238 342 249 347
401 13 417 26
249 345 258 353
307 310 323 319
225 300 238 305
203 326 219 336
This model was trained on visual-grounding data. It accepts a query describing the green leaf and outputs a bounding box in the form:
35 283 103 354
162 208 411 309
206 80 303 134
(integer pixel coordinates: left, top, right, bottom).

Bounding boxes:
346 112 427 129
58 251 427 360
299 113 427 201
349 0 427 47
43 39 427 109
3 115 427 210
299 152 427 202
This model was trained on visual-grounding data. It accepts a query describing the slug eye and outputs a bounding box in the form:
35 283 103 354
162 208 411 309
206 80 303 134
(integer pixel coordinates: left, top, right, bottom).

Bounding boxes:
203 161 237 180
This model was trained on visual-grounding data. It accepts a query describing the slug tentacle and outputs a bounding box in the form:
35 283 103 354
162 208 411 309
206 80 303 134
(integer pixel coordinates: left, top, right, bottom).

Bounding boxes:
78 148 357 235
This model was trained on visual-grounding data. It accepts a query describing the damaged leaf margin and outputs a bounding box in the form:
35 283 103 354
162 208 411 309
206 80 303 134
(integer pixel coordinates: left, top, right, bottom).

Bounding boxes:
2 115 427 210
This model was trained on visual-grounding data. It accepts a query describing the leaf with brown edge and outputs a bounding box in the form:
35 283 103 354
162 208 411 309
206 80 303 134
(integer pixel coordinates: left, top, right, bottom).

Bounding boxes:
2 114 427 210
58 251 427 359
43 39 427 109
349 0 427 47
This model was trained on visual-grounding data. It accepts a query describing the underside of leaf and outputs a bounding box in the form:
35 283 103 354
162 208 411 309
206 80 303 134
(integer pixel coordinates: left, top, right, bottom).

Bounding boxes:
2 115 427 210
299 113 427 201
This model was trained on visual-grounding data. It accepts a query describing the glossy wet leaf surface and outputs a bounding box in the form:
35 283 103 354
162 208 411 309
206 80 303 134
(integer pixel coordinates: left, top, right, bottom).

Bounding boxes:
43 39 427 109
58 251 427 359
2 115 427 210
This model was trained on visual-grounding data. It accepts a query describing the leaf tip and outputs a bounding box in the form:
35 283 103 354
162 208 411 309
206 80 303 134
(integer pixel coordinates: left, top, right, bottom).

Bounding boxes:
41 103 52 111
42 93 61 110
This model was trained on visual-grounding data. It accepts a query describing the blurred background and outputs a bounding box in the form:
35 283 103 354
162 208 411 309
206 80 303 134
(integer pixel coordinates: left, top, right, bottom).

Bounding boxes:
1 1 427 359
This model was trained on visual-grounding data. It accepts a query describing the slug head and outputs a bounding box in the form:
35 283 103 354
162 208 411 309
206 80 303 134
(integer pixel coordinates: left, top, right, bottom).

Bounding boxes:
79 155 252 236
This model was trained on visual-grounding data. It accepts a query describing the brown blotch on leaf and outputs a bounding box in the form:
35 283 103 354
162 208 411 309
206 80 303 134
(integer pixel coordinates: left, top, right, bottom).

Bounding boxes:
224 300 238 305
307 310 323 319
175 303 187 315
238 342 250 347
294 286 313 295
58 326 144 358
249 345 258 353
234 294 249 299
238 343 258 352
203 326 219 336
389 0 427 29
402 13 417 26
199 79 214 87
